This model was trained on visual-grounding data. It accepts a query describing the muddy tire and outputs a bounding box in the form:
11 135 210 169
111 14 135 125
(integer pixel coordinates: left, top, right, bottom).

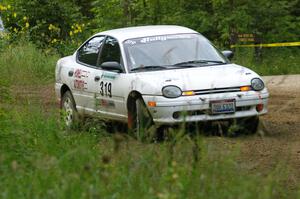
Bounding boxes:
61 91 80 129
128 98 154 141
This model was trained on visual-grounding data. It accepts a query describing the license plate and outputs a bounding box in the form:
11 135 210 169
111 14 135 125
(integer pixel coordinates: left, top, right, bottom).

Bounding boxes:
210 100 235 114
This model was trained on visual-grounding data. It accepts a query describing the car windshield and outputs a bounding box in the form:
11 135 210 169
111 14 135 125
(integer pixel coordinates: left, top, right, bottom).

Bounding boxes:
123 33 228 72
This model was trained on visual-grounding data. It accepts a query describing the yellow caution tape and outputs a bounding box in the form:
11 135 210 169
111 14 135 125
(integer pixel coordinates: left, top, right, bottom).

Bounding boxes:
231 42 300 48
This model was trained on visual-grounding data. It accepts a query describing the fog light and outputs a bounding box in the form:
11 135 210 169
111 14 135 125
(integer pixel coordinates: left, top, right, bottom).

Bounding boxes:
256 104 264 112
173 112 180 119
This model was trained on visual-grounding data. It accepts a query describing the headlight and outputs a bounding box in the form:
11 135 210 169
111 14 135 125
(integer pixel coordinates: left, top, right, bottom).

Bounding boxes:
251 78 265 91
162 86 182 98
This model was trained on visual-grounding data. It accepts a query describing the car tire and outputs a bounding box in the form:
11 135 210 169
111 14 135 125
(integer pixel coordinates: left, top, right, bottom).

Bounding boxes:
128 98 154 141
61 91 79 129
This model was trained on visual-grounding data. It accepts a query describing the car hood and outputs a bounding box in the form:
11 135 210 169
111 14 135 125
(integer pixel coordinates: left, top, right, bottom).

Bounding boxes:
132 64 262 95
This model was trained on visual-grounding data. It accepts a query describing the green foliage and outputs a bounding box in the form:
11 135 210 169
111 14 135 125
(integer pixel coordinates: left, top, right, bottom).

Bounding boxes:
0 1 90 55
1 0 299 56
91 0 299 47
91 0 124 31
233 47 300 75
0 104 297 198
11 0 82 44
0 39 59 85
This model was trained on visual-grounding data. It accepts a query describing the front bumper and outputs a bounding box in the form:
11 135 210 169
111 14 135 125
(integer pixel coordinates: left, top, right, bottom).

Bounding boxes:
142 89 269 125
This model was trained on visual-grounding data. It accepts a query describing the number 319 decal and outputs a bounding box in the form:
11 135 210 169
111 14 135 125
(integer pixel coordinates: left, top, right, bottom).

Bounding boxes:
100 81 112 97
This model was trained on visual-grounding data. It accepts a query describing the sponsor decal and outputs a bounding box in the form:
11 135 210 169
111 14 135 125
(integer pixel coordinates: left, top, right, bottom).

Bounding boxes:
140 35 192 44
74 69 90 90
74 79 87 90
101 72 117 80
96 99 115 108
74 69 90 78
124 34 193 46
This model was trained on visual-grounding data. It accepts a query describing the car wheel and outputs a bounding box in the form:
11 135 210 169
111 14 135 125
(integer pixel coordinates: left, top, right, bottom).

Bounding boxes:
128 98 154 141
61 91 79 129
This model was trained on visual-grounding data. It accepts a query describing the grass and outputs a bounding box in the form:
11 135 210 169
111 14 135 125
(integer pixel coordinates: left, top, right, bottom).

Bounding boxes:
0 40 300 198
0 105 296 198
233 47 300 75
0 39 59 86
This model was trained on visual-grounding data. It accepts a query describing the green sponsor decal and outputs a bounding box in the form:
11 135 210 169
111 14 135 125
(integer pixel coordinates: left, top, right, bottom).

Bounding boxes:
101 72 117 80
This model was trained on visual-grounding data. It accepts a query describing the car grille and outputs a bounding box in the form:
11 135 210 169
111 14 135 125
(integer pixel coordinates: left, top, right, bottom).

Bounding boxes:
192 87 243 95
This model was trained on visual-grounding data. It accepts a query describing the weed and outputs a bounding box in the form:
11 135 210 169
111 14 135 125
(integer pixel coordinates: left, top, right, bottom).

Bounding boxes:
233 47 300 75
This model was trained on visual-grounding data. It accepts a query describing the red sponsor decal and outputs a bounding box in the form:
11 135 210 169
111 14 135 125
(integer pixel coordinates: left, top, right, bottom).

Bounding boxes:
74 69 89 78
74 79 86 90
74 69 82 78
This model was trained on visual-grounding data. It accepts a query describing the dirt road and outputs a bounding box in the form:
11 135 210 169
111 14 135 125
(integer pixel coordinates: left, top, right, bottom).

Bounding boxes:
238 75 300 187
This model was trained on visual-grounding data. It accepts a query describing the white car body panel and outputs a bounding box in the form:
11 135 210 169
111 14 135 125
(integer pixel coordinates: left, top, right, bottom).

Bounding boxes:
130 64 258 94
55 25 269 126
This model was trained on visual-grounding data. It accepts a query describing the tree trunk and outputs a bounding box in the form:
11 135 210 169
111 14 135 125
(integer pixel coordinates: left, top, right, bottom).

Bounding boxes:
123 0 130 26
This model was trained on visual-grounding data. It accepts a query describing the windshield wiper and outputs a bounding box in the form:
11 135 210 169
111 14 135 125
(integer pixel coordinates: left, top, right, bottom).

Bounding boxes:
174 60 226 66
130 65 167 72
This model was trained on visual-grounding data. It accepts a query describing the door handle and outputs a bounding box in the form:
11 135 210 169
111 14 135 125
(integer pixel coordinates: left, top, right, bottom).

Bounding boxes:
68 70 74 77
94 76 100 82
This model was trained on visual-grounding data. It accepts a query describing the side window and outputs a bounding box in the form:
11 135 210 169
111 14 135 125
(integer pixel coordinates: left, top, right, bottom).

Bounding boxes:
77 36 105 66
99 36 121 65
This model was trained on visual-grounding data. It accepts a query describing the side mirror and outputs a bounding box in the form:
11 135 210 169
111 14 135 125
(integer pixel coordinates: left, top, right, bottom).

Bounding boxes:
100 61 122 72
222 50 234 60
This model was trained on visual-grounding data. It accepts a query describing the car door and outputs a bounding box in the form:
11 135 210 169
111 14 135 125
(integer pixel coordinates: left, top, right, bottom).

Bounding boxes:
72 36 106 113
90 36 128 121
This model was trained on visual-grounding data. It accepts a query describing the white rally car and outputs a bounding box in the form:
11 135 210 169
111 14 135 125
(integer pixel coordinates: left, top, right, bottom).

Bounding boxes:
55 25 269 135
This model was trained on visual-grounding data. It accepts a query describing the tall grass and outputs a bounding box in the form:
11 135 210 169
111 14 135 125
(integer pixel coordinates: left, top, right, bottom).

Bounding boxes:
0 39 59 85
0 105 297 198
233 47 300 75
0 41 300 198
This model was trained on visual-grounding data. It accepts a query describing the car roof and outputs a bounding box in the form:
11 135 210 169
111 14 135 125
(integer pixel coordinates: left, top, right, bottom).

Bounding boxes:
94 25 198 42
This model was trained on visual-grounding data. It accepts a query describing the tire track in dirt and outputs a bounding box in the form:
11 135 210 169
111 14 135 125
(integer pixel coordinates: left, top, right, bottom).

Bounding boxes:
238 75 300 189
